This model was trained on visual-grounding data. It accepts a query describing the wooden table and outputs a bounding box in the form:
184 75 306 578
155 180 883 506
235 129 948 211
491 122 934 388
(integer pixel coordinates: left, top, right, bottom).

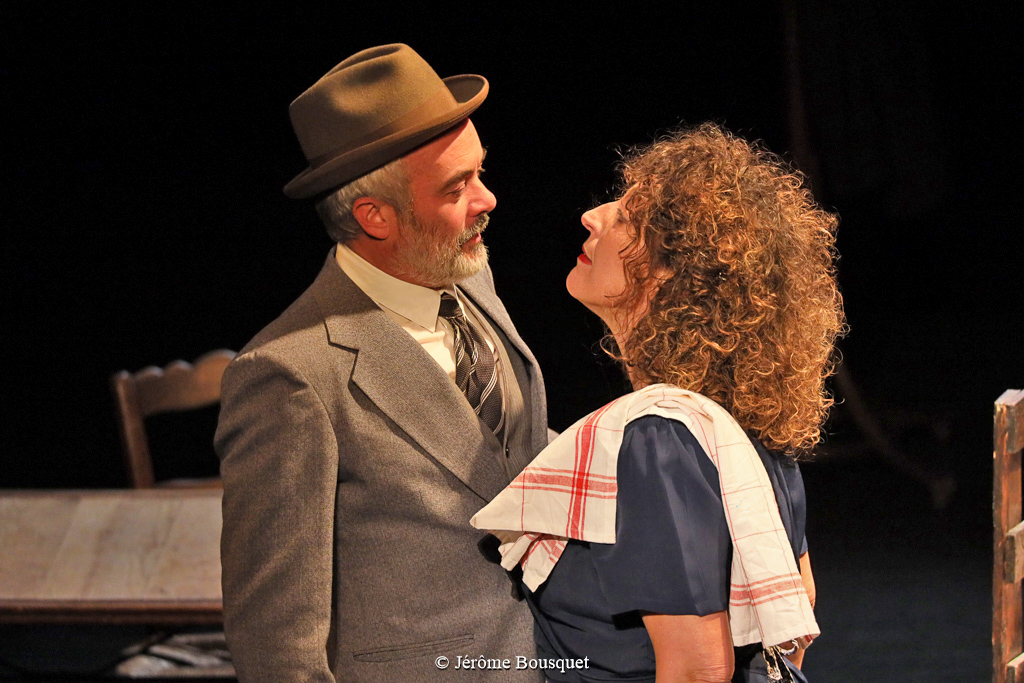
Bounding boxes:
0 489 222 624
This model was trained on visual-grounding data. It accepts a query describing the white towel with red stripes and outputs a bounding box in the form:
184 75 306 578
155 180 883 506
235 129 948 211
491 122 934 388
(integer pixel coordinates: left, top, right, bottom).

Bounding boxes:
470 383 819 648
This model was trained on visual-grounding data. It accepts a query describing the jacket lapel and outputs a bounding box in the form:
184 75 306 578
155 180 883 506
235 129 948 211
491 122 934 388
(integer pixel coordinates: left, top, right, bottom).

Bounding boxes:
458 268 540 372
310 250 509 502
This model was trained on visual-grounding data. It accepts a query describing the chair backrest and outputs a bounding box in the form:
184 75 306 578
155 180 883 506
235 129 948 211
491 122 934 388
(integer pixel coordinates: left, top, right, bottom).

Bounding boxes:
994 388 1024 683
111 349 236 488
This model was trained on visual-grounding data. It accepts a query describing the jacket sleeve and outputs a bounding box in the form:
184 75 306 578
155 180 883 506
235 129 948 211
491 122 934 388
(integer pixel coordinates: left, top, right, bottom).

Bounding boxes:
215 351 339 683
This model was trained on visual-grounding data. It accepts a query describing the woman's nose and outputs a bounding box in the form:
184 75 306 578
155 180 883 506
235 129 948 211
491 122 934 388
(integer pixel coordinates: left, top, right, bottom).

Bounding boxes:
581 202 614 234
580 210 596 234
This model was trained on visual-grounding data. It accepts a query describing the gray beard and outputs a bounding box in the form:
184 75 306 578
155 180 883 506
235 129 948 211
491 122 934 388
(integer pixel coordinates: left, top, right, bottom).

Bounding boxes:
391 213 490 288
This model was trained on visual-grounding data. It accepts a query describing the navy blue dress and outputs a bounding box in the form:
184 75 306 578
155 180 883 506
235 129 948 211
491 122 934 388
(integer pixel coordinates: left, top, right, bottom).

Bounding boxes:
523 415 808 682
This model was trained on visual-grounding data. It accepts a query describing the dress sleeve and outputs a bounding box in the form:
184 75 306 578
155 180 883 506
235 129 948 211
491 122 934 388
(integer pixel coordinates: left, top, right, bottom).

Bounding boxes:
786 461 808 557
589 415 731 617
750 439 808 561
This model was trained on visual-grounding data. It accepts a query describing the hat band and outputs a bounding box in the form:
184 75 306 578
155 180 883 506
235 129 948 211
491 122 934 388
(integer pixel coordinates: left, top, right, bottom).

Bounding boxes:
308 88 458 169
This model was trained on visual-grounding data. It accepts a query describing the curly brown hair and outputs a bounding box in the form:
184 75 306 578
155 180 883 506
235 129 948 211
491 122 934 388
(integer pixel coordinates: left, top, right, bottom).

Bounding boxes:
612 123 846 455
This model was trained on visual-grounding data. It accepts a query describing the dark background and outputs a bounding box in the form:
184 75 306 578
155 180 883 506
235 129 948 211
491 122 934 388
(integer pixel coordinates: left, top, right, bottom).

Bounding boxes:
3 2 1021 680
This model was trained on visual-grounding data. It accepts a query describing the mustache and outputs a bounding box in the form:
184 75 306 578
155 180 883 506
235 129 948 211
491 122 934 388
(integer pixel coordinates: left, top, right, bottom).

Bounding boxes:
459 214 489 243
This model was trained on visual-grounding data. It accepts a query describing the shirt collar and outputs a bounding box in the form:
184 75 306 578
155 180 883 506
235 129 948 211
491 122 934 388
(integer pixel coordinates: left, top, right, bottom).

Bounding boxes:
335 243 455 331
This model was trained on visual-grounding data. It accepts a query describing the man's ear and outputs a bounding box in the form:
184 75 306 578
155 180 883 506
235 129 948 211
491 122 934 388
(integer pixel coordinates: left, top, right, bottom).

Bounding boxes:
352 197 398 241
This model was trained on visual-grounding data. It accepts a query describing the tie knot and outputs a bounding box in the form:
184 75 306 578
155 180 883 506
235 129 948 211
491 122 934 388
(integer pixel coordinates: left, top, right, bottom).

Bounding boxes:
438 293 464 322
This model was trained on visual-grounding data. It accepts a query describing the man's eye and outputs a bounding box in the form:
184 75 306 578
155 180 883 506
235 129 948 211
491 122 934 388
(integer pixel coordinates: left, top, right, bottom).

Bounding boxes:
449 185 466 196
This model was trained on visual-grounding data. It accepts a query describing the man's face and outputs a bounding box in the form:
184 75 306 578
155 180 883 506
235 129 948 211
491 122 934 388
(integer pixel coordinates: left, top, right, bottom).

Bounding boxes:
391 119 496 288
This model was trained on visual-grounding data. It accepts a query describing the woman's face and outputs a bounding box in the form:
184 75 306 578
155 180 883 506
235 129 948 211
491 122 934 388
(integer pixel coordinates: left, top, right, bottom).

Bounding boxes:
566 196 638 328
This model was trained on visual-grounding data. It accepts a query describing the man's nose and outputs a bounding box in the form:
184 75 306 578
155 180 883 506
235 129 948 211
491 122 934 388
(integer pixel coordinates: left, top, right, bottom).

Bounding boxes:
473 179 497 214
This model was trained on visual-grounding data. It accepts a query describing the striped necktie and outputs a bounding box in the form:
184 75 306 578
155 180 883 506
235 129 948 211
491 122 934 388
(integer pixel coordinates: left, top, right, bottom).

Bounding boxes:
438 293 505 444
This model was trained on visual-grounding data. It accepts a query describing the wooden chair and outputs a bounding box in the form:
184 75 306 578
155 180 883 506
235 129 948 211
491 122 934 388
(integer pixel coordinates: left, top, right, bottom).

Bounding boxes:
994 388 1024 683
111 350 236 488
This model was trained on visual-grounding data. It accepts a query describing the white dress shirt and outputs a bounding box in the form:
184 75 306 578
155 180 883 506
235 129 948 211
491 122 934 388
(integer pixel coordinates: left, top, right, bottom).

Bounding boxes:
334 243 492 383
336 243 533 474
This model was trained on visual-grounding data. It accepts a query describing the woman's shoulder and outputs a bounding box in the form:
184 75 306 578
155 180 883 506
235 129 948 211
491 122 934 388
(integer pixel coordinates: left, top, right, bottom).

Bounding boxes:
618 414 722 497
748 436 804 493
618 414 806 524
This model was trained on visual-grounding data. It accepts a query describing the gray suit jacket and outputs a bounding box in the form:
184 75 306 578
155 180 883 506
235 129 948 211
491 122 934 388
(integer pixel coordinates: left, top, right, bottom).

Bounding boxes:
216 249 548 682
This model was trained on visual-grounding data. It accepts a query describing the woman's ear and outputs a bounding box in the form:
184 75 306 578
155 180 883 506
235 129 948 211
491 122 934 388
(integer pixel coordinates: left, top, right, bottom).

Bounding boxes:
352 197 398 241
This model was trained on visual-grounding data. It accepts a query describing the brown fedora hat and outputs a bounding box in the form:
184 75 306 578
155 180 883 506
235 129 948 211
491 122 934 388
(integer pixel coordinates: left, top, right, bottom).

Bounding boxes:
283 44 488 199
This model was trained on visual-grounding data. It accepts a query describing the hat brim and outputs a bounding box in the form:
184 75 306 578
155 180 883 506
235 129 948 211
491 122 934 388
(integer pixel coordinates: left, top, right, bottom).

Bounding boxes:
283 74 488 199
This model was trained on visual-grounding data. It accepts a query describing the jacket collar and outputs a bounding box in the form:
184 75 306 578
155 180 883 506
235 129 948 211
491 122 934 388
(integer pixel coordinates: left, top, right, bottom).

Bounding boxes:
310 248 514 501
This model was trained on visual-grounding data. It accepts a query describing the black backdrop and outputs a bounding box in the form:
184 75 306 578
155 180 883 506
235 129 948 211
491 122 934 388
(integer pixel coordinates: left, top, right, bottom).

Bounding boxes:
4 1 1020 547
4 2 1023 679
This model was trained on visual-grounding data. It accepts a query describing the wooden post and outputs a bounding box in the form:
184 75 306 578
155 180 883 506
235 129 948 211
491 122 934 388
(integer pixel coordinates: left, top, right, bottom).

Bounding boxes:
994 389 1024 683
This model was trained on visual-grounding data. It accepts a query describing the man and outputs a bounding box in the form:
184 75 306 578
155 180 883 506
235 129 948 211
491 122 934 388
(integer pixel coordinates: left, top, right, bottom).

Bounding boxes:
215 44 549 682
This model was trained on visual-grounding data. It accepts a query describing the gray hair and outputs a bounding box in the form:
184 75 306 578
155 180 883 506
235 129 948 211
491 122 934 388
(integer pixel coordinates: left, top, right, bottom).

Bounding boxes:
314 157 412 244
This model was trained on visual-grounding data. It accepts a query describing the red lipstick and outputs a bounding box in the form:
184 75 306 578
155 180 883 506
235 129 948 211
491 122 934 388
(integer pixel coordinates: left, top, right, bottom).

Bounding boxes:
578 252 592 265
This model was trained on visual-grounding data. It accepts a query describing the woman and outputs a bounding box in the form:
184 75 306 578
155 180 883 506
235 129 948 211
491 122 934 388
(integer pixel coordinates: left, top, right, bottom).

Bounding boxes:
473 123 845 682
